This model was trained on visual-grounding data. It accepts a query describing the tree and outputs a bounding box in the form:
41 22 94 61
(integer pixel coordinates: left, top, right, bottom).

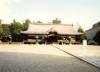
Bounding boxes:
52 18 61 24
93 21 100 28
77 27 86 42
78 27 84 33
22 19 30 31
0 20 11 38
1 24 11 42
0 24 3 38
78 27 86 39
2 24 10 36
93 31 100 45
10 19 23 42
0 19 3 36
25 19 31 24
13 19 16 24
10 19 22 35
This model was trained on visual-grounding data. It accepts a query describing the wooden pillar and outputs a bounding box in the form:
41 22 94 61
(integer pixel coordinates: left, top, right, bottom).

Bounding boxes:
45 35 48 44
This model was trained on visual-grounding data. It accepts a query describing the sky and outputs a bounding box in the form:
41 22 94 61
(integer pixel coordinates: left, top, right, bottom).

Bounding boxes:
0 0 100 30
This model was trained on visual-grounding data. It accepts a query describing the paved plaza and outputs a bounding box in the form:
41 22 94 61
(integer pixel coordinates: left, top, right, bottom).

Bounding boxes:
0 44 100 72
53 44 100 68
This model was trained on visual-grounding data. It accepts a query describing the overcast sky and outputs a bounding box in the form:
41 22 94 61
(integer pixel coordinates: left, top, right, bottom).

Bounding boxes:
0 0 100 30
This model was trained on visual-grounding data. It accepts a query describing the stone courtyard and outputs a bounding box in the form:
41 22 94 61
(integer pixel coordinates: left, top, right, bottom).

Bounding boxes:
0 44 99 72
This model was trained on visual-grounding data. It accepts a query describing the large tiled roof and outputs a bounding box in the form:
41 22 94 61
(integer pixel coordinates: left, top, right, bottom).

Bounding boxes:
21 23 82 35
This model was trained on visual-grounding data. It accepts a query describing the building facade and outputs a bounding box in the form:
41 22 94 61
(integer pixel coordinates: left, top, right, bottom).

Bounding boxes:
21 23 83 44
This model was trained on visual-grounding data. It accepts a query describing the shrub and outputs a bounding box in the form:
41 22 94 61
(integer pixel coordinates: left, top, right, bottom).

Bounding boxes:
93 31 100 45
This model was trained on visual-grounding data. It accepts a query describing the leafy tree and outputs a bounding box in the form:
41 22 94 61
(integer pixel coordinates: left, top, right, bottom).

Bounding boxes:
25 19 31 24
93 31 100 45
0 19 3 37
93 21 100 28
52 18 61 24
22 19 30 31
0 24 3 38
10 20 22 35
1 24 11 42
13 19 16 24
10 19 23 42
77 27 86 42
78 27 84 33
2 24 10 36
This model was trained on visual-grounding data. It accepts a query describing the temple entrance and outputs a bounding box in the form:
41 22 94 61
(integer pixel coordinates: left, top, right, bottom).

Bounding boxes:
22 33 82 44
47 35 58 44
47 31 58 44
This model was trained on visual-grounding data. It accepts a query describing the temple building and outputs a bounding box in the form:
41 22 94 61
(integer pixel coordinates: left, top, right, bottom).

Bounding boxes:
21 23 83 44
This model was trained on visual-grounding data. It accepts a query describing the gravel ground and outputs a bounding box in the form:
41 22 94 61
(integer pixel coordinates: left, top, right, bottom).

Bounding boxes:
0 44 99 72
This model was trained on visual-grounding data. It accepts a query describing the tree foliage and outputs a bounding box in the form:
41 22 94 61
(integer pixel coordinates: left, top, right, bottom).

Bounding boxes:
0 24 11 42
0 20 3 37
93 21 100 28
0 24 3 36
78 27 84 33
93 31 100 44
2 24 10 36
52 18 61 24
0 19 30 42
77 27 86 41
9 20 23 42
22 19 30 31
10 20 22 35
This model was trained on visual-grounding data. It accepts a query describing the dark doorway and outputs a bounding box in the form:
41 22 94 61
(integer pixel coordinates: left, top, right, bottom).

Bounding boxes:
47 31 58 44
